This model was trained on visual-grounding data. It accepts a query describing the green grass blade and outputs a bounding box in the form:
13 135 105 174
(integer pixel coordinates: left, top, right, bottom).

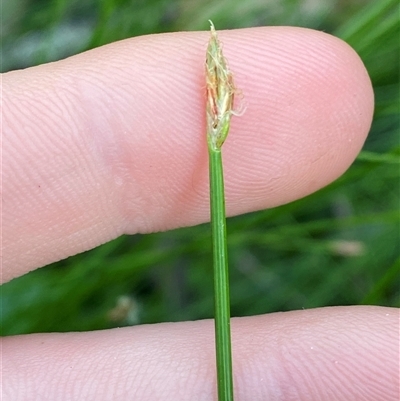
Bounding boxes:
357 150 400 164
335 0 397 44
361 257 400 305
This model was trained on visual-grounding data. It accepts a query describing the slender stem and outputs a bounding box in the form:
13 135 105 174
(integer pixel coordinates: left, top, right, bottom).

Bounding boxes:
209 146 234 401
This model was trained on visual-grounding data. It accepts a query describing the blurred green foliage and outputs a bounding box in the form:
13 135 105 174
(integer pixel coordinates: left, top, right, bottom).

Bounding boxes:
1 0 399 336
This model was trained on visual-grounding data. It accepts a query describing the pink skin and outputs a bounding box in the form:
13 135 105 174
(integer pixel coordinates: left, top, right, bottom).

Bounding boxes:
2 27 398 400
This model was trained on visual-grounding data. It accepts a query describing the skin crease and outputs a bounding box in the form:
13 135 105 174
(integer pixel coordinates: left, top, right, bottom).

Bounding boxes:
1 27 398 400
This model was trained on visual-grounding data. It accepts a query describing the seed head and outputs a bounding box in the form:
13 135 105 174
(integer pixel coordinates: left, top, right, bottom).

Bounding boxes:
206 21 236 150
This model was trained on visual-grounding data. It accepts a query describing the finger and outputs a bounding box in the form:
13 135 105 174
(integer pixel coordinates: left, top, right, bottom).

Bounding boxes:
3 306 397 400
2 27 374 280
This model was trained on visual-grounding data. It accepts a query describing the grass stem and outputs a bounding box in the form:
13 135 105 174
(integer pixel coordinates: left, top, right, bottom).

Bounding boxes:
209 147 234 401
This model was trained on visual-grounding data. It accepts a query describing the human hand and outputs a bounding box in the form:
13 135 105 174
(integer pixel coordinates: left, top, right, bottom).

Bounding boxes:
2 27 398 400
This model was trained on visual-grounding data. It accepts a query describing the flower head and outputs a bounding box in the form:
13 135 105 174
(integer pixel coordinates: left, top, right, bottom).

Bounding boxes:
206 21 236 150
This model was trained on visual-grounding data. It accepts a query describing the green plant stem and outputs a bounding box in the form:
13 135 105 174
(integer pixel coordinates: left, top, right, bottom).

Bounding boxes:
209 146 234 401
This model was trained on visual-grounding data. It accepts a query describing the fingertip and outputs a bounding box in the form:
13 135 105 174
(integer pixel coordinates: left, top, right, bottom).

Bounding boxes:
3 27 375 276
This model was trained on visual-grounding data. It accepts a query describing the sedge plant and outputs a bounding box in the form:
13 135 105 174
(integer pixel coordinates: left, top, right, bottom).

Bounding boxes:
206 21 237 401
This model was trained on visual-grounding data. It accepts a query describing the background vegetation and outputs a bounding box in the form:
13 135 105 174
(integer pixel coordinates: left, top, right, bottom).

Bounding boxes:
1 0 399 335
